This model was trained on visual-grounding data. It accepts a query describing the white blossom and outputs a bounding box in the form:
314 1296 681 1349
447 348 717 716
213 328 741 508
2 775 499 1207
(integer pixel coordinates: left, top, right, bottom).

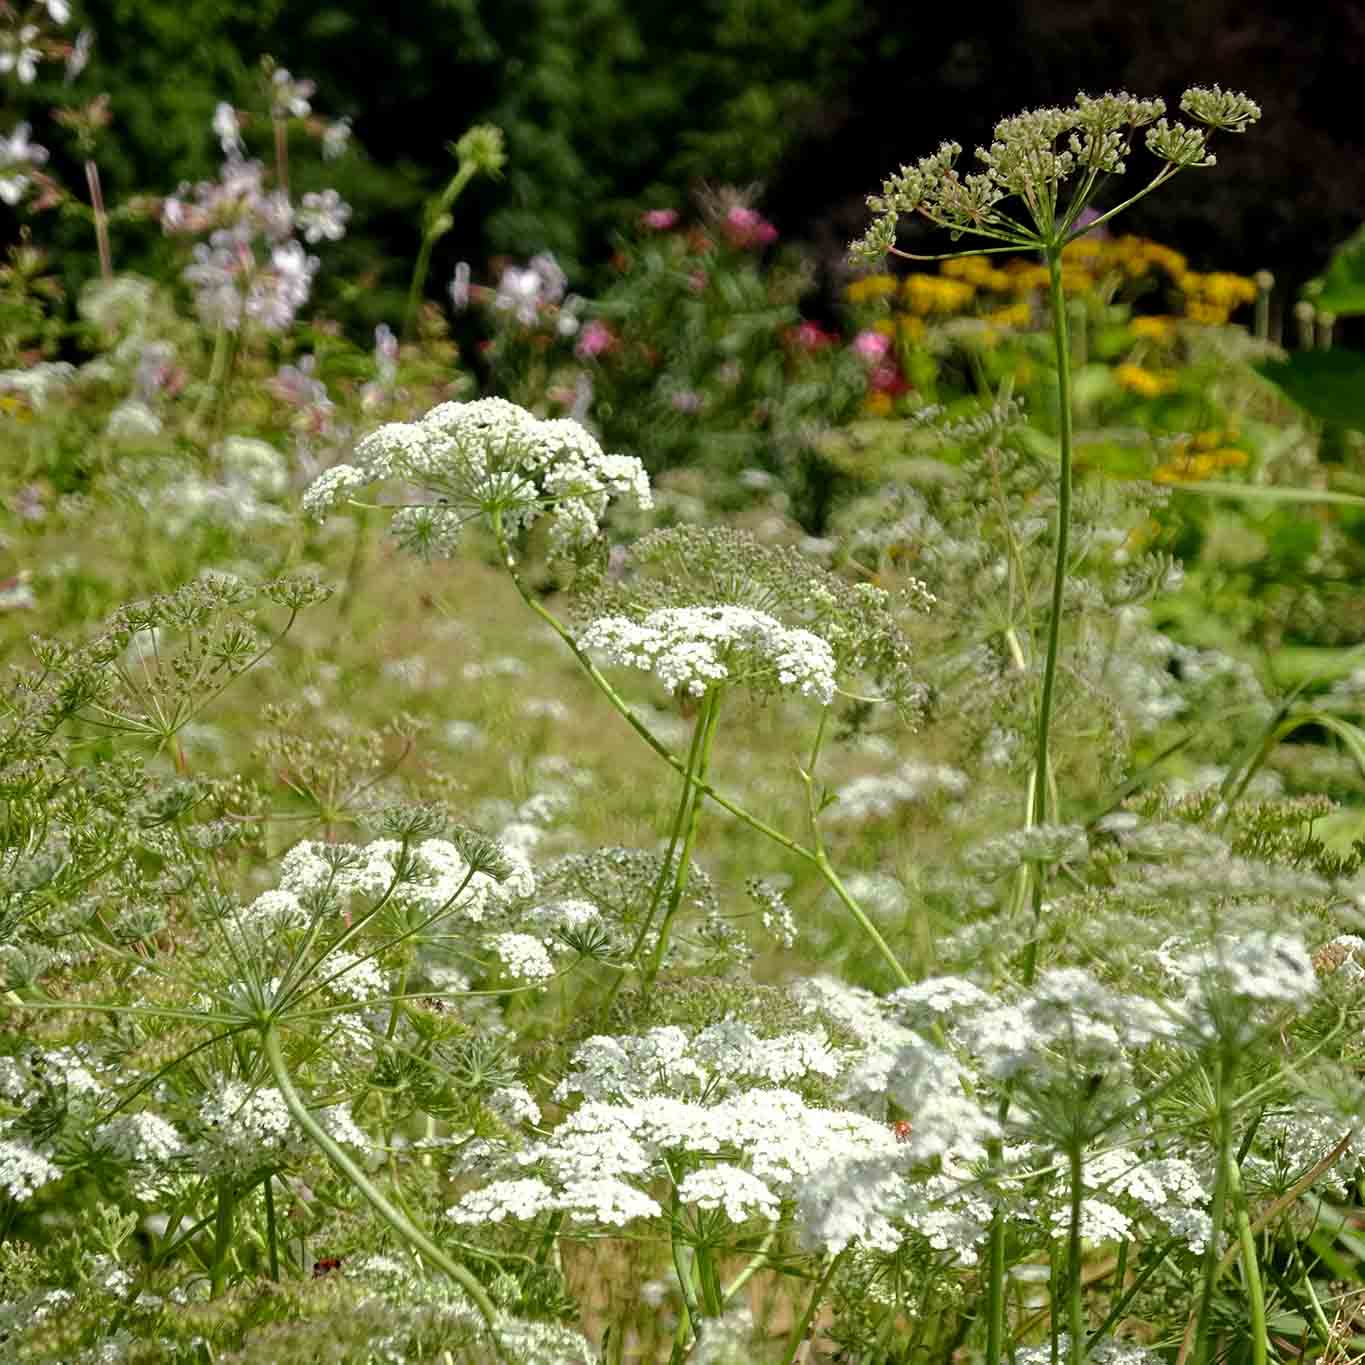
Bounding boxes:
302 398 651 558
0 1133 60 1201
677 1164 780 1223
0 122 47 205
580 605 837 703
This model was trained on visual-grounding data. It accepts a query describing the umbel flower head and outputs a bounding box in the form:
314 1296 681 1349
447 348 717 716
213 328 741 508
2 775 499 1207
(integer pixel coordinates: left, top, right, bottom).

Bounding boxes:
850 86 1261 263
302 397 652 560
577 525 928 714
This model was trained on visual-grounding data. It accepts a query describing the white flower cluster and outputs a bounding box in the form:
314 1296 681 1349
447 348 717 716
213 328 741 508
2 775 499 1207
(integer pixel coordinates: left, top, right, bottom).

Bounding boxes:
0 1131 60 1202
552 1021 840 1105
301 398 651 559
1157 929 1318 1042
1086 1148 1212 1252
580 605 837 703
195 1081 370 1176
828 759 969 824
278 834 533 925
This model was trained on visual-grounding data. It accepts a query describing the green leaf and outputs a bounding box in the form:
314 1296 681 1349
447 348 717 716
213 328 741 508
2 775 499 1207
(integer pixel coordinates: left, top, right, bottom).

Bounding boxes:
1170 478 1365 508
1313 225 1365 316
1254 350 1365 429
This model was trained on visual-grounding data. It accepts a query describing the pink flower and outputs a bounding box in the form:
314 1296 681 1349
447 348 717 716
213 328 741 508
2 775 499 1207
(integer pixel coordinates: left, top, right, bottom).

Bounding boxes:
575 320 616 359
868 362 907 396
723 205 778 248
641 208 679 230
852 330 892 361
789 321 835 351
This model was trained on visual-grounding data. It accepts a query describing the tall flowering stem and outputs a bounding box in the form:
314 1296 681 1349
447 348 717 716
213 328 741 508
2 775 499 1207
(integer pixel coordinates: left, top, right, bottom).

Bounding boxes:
1020 243 1075 982
849 86 1262 1365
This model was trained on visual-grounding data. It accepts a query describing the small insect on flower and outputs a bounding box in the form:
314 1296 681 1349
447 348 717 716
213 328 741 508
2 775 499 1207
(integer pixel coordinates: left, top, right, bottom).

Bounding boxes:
312 1256 343 1277
892 1119 914 1143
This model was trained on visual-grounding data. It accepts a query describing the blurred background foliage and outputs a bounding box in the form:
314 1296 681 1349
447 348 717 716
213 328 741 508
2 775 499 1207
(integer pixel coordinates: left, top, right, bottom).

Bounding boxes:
6 0 1364 319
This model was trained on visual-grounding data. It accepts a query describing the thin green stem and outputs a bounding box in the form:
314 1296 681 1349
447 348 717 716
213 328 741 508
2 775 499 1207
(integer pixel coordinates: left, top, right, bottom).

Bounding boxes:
209 1181 235 1297
815 851 913 989
404 163 476 339
781 1251 842 1365
669 1183 702 1343
1087 1242 1173 1348
1192 1058 1233 1365
1066 1141 1086 1365
262 1027 507 1355
642 689 721 991
721 1224 778 1303
1021 241 1075 985
263 1175 280 1282
85 159 113 282
600 695 711 1019
1225 1147 1269 1365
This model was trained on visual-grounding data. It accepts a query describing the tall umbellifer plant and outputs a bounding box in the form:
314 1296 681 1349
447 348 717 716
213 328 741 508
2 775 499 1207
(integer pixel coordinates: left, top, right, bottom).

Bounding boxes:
851 86 1261 1365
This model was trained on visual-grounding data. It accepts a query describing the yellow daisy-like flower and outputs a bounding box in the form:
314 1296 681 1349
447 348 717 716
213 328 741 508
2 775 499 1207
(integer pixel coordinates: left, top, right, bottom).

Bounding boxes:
985 302 1031 330
903 273 975 315
1115 363 1177 399
862 391 894 417
941 256 1013 292
846 274 898 305
1130 315 1176 342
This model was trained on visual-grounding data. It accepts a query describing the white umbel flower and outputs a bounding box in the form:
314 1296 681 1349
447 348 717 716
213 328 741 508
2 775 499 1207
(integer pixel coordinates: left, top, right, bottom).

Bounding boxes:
580 605 837 703
677 1164 780 1223
302 397 651 559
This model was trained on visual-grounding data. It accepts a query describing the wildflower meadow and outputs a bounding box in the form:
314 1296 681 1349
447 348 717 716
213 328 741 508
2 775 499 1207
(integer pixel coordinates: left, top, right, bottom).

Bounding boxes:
4 6 1365 1362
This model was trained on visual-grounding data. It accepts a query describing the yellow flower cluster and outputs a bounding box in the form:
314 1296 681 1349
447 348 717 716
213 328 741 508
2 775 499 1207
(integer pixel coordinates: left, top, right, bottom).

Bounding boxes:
1152 430 1250 483
902 273 976 315
1129 315 1177 343
1115 363 1178 399
1095 236 1188 279
940 256 1014 292
1177 271 1257 325
843 235 1257 341
845 274 899 305
0 395 30 421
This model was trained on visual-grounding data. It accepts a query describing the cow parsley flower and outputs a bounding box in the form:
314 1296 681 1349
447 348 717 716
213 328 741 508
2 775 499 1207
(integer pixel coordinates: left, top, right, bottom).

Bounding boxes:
579 605 837 702
492 932 556 981
448 1177 558 1225
270 68 315 120
302 398 651 560
677 1164 780 1223
1050 1198 1132 1244
558 1176 664 1226
0 1132 60 1201
95 1112 183 1165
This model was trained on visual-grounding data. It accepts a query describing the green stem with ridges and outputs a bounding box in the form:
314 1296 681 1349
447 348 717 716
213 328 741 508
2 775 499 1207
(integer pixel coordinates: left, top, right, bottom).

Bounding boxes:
263 1027 507 1355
